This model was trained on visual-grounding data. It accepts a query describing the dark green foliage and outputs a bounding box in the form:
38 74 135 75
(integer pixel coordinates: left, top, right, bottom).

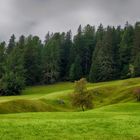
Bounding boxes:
119 23 134 79
89 24 104 82
0 46 25 95
90 26 117 82
23 36 43 85
0 22 140 96
69 55 83 81
133 54 140 77
132 22 140 77
73 25 95 77
7 34 16 54
89 41 102 82
43 33 61 84
59 31 72 80
0 42 6 79
82 25 96 75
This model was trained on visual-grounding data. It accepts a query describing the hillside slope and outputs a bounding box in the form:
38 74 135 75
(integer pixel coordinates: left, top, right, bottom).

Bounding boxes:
0 78 140 113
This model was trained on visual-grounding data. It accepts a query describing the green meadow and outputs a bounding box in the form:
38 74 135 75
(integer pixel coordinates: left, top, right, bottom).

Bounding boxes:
0 78 140 139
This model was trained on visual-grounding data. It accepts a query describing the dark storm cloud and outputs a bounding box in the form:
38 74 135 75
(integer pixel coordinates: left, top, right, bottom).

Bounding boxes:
0 0 140 41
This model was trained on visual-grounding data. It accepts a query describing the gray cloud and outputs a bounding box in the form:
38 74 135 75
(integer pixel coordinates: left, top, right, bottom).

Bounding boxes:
0 0 140 42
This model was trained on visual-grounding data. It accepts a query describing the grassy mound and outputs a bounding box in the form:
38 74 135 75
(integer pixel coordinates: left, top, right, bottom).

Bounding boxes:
0 99 75 114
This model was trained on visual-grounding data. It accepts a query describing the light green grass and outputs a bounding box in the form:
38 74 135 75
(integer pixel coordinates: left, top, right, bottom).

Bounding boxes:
0 103 140 140
0 78 140 139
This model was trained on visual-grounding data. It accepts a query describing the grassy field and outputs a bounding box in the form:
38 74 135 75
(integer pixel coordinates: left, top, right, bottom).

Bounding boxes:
0 103 140 140
0 78 140 139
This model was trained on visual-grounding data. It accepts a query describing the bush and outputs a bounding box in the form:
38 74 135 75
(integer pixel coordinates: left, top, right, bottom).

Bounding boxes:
71 78 93 111
133 88 140 101
0 72 25 96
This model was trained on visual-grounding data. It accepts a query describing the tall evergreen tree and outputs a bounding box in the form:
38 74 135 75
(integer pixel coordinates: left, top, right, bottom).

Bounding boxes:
0 46 25 95
0 42 6 79
7 34 16 54
69 55 83 81
89 26 116 82
59 31 72 80
17 35 25 49
82 25 96 76
119 22 134 79
112 26 122 78
23 35 43 85
89 24 104 82
43 33 61 84
133 22 140 77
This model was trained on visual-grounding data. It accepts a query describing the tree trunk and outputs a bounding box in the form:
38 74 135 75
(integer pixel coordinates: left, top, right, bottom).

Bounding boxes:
81 105 85 111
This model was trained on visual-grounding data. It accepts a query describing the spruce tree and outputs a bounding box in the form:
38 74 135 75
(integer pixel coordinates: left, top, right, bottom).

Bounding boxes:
0 46 25 95
89 26 116 82
69 55 83 81
133 22 140 77
59 31 72 80
119 22 134 79
7 34 16 54
133 53 140 77
82 25 96 76
89 24 104 82
0 42 6 79
43 33 61 84
23 35 43 85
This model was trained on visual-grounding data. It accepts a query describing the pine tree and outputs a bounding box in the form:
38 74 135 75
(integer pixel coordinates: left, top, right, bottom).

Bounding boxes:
7 34 16 54
133 22 140 77
43 33 61 84
23 35 43 85
89 41 103 82
0 42 6 79
82 25 96 76
69 55 83 81
89 26 117 82
89 24 104 82
0 46 25 95
133 53 140 77
18 35 25 49
112 26 122 79
59 31 72 80
119 22 134 79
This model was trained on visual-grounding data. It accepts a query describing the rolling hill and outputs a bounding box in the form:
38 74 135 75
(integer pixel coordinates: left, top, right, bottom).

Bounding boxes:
0 78 140 139
0 78 140 113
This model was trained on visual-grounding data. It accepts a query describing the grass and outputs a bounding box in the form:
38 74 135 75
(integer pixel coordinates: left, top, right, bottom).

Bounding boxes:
0 78 140 139
0 103 140 140
0 78 140 113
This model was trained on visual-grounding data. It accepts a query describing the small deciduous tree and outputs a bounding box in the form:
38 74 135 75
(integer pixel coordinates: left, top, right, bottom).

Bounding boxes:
133 88 140 101
71 78 93 111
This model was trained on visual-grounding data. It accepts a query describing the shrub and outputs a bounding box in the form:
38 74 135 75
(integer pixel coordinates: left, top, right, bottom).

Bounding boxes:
133 88 140 101
71 78 93 111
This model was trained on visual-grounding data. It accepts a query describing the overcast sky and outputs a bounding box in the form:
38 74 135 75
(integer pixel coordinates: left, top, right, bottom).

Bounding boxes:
0 0 140 42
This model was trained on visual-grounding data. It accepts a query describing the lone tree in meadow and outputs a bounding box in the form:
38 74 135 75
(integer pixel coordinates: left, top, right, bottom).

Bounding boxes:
71 78 93 111
133 88 140 101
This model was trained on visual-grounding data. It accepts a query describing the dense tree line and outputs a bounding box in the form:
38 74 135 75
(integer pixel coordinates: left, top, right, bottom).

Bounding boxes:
0 22 140 95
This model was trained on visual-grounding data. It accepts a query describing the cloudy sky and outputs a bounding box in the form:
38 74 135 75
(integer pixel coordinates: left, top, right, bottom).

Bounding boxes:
0 0 140 41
